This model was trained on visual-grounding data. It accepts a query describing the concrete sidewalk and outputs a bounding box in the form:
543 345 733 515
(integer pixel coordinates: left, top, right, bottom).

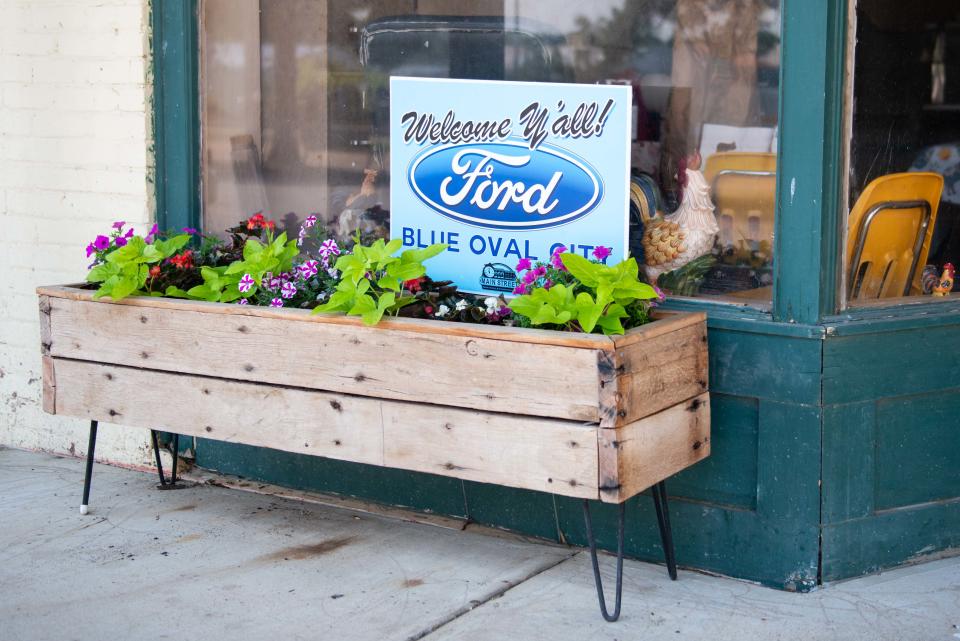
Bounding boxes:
1 447 958 641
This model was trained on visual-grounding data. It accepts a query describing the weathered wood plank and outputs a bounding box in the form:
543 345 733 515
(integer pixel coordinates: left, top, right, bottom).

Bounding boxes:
36 285 616 349
382 403 599 500
598 393 710 503
611 322 710 426
50 358 601 499
38 295 52 355
46 296 603 421
53 358 384 466
41 356 56 414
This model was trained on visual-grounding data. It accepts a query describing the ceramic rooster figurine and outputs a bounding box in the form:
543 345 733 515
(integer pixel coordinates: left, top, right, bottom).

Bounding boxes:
641 151 719 284
932 263 955 297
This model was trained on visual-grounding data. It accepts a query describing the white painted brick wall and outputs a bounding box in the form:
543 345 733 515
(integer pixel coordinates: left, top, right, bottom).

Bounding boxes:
0 0 156 467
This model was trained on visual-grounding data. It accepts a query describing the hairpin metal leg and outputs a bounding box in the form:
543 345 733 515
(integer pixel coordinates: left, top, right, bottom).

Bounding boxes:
80 420 98 515
582 499 625 622
150 430 185 490
652 481 678 580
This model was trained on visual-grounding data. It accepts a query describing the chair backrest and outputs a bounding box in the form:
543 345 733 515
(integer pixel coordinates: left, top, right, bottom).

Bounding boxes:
846 172 944 300
703 152 777 246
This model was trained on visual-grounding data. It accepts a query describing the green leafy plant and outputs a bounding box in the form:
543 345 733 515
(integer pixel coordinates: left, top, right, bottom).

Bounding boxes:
87 234 190 300
508 248 661 335
313 238 447 325
171 232 299 302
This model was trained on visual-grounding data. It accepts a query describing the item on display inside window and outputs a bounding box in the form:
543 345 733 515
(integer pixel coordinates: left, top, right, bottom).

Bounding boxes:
932 263 955 297
640 150 719 287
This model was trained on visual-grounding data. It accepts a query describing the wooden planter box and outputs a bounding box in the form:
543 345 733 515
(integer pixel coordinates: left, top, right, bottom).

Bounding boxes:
37 285 710 504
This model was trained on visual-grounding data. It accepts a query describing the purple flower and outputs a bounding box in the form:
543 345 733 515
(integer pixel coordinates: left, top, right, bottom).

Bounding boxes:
592 245 612 261
114 236 128 247
515 258 532 272
298 260 319 279
653 285 666 302
304 214 317 228
318 239 340 258
550 246 567 270
533 265 547 278
181 227 199 235
93 235 110 251
85 243 96 258
281 281 297 299
270 298 284 308
145 223 159 243
112 221 125 230
542 279 553 289
512 285 528 295
238 273 255 293
237 298 248 305
522 271 537 285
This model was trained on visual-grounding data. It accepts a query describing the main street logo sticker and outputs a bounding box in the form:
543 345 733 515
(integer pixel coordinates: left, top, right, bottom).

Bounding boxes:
390 77 630 294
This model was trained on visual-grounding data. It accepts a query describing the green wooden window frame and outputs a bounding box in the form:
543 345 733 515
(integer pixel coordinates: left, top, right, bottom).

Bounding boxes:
155 0 915 327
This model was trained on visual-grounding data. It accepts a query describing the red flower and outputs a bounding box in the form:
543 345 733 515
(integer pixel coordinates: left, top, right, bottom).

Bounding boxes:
264 220 276 232
404 277 424 293
148 265 161 279
169 250 194 270
424 305 434 315
246 212 266 230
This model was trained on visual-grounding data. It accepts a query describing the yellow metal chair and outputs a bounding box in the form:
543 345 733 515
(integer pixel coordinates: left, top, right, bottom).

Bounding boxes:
703 152 777 246
846 172 943 300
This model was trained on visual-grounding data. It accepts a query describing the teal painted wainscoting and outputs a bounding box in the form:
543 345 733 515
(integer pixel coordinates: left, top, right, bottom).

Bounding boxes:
821 318 960 581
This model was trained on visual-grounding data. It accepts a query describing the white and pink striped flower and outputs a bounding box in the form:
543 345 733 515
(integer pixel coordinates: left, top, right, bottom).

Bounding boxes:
238 273 255 293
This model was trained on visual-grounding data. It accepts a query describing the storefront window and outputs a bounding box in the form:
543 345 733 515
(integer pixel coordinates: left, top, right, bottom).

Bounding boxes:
200 0 781 302
845 1 960 306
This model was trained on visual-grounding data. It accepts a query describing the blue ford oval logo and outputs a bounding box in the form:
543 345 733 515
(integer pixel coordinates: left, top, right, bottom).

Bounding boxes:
408 141 604 231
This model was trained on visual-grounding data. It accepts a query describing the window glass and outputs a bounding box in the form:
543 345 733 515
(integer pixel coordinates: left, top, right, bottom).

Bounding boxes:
846 1 960 305
201 0 780 302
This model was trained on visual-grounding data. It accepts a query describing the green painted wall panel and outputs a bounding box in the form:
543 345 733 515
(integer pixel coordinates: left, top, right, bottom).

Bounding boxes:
823 326 960 404
461 482 561 542
875 389 960 510
822 401 876 523
708 330 822 405
822 500 960 582
669 393 759 510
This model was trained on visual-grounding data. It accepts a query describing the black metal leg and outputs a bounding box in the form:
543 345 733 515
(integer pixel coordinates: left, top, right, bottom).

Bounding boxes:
150 430 185 490
582 500 624 622
80 420 98 515
652 481 678 580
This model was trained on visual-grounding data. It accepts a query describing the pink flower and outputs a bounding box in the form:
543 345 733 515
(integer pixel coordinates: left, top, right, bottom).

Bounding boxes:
112 221 125 230
93 235 110 251
298 260 319 279
533 266 547 278
592 246 612 261
181 227 198 235
515 258 532 271
522 271 537 285
512 285 528 295
85 243 96 258
550 245 567 270
281 281 297 299
237 298 248 306
145 223 159 243
319 239 340 258
270 298 283 308
653 285 666 301
542 279 553 289
238 273 255 293
304 214 318 228
114 236 128 247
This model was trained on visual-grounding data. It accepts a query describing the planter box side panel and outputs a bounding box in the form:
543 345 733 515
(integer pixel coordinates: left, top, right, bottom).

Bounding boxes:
603 319 709 427
50 358 600 499
45 295 602 422
598 392 711 503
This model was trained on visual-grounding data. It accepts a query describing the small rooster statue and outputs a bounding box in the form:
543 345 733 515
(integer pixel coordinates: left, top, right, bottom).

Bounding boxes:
932 263 955 297
640 150 719 285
